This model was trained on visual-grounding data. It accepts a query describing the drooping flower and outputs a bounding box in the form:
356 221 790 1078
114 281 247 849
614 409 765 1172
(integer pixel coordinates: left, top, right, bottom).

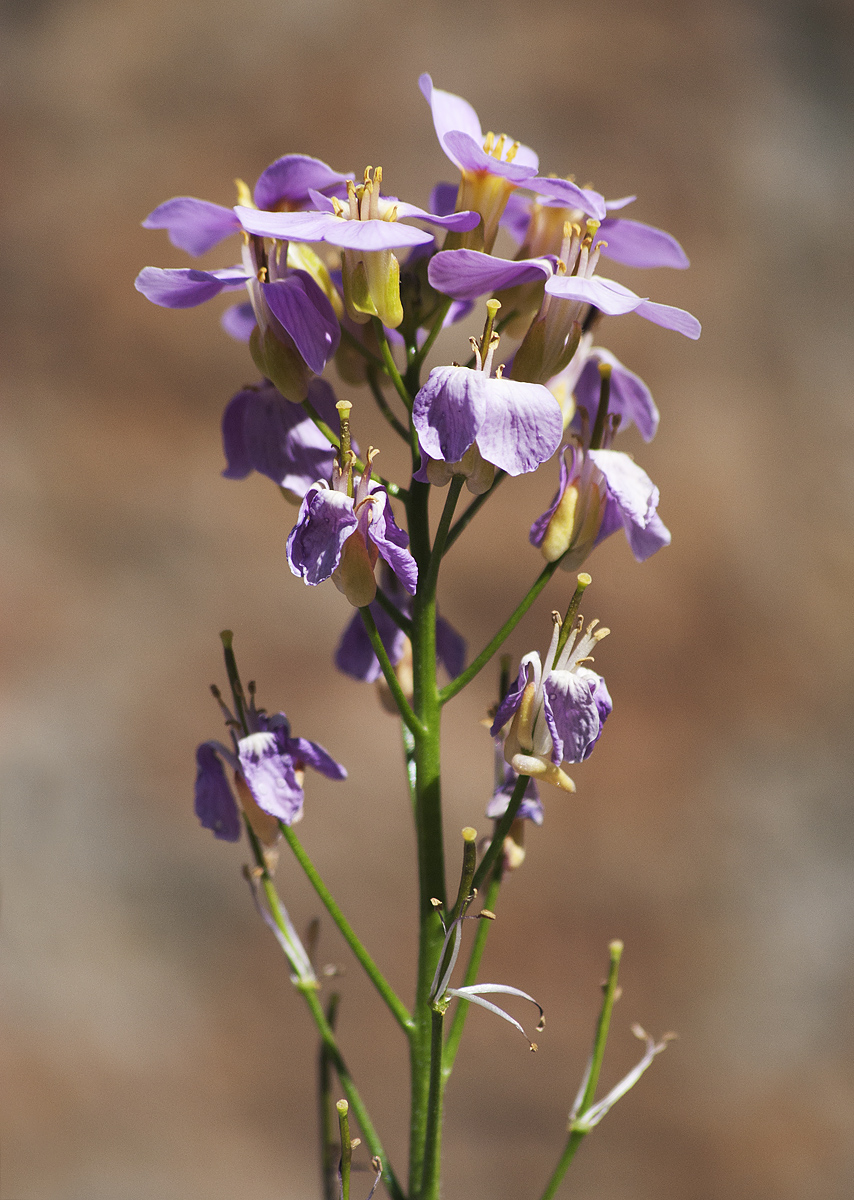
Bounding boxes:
195 680 346 840
412 304 563 492
419 75 605 252
547 333 659 443
530 442 671 568
236 167 479 328
286 415 417 607
221 377 347 500
490 612 612 792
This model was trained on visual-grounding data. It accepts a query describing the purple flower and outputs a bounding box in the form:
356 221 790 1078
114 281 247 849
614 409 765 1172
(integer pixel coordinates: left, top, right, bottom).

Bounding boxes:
335 565 465 689
487 759 544 825
419 75 604 252
412 324 563 490
194 688 346 839
530 443 671 569
287 455 417 607
221 377 346 499
490 614 612 792
547 333 659 443
236 167 479 329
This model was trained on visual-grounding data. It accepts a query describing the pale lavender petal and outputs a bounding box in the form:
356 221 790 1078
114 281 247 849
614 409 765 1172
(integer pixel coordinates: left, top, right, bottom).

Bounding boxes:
235 206 340 242
574 350 659 442
254 155 352 210
134 265 247 308
412 366 486 464
589 449 658 528
221 301 256 341
194 742 241 841
319 219 433 251
633 299 701 339
261 271 340 373
543 671 602 763
419 74 484 167
623 509 671 561
238 731 304 824
436 616 466 679
526 177 606 221
284 735 347 781
580 669 613 757
443 131 538 182
286 486 357 584
368 492 418 595
391 199 480 231
598 217 689 269
605 195 637 211
500 192 533 243
143 197 241 255
428 249 554 300
545 274 644 315
473 378 563 476
490 663 529 736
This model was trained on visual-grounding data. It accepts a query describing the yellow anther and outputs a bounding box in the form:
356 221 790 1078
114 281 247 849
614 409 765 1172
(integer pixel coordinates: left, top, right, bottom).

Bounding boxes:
234 177 254 208
505 140 520 163
483 131 495 154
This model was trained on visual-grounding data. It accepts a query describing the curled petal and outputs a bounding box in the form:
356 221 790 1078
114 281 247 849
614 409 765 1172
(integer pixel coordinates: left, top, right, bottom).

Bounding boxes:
419 74 484 164
134 265 247 308
286 486 357 585
490 661 534 736
442 131 539 180
543 670 603 764
526 176 606 221
142 197 241 255
428 249 555 301
261 271 340 373
574 350 659 442
284 735 347 781
367 491 418 594
238 732 304 824
254 154 352 210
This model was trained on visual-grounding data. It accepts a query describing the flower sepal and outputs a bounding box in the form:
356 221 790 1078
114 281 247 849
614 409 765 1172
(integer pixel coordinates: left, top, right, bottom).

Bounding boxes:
249 324 313 403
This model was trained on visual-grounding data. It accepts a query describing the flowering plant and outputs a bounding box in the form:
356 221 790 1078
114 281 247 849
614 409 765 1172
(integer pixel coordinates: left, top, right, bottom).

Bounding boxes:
137 73 697 1200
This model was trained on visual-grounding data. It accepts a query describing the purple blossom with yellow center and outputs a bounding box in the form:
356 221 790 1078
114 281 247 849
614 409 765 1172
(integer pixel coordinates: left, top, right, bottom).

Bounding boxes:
286 412 417 607
490 611 612 792
235 166 479 329
195 681 346 841
412 302 563 493
419 75 605 253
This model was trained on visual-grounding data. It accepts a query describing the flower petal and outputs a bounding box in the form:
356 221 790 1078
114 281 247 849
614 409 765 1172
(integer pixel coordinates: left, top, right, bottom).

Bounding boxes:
194 742 241 841
389 198 480 232
367 491 418 595
526 177 607 221
598 217 689 269
284 735 347 781
574 350 659 442
134 265 247 308
473 377 563 476
412 365 486 464
254 154 352 210
261 271 340 373
543 670 603 763
221 301 256 341
286 486 357 585
443 131 539 181
238 731 304 824
428 249 554 300
419 73 484 168
436 616 466 679
143 197 241 255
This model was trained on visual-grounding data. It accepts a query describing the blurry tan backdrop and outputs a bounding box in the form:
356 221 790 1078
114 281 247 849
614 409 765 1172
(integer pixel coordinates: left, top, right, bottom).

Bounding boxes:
2 1 853 1197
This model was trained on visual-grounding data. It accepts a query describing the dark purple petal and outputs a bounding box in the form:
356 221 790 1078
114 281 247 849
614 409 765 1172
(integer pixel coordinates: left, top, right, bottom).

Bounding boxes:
238 732 304 824
142 197 241 255
581 670 613 758
367 492 418 594
221 388 254 479
285 735 347 781
598 217 689 269
543 670 603 763
221 301 256 341
574 351 659 442
412 366 486 464
194 742 241 841
428 249 554 300
335 604 407 682
429 182 460 217
254 155 352 210
436 616 466 679
526 177 607 221
286 486 357 585
487 769 544 825
500 192 533 243
261 271 340 373
490 663 529 736
473 378 563 476
134 265 247 308
442 131 539 181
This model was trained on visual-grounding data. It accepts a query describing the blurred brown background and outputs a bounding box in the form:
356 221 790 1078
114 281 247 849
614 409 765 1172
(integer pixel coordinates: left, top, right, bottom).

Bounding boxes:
2 1 853 1197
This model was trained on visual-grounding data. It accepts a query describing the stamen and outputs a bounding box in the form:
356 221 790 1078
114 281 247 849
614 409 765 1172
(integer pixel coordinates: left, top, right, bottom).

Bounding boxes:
505 140 520 163
483 131 495 155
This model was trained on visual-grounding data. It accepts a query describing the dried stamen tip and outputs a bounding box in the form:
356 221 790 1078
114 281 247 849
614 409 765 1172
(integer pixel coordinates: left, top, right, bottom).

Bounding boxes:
551 609 562 628
529 1042 538 1052
478 909 496 921
430 897 443 908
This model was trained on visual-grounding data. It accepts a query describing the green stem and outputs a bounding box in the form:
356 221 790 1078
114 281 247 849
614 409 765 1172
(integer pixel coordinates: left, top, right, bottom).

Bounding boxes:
372 318 413 411
419 1009 446 1200
367 365 411 441
359 606 422 736
439 558 565 704
443 471 507 554
339 323 384 370
374 587 412 637
319 994 340 1200
422 476 464 601
471 773 529 894
337 1100 353 1200
442 868 502 1074
301 396 407 500
279 822 413 1035
537 942 623 1200
410 296 453 374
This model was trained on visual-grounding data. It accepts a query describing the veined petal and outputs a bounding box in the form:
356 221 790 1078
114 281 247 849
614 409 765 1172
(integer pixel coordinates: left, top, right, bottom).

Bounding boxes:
261 271 340 373
428 249 555 300
134 265 248 308
574 350 659 442
589 449 658 527
254 154 352 210
286 486 357 585
412 365 487 465
194 743 241 841
321 219 433 251
238 731 304 824
474 377 563 476
142 197 241 255
545 274 645 316
598 216 689 269
526 177 607 221
236 206 340 242
367 491 418 595
543 671 603 764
